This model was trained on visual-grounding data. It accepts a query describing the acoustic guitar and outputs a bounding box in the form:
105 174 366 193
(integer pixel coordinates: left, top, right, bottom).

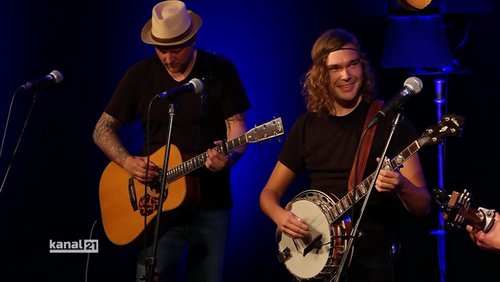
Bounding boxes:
100 117 284 245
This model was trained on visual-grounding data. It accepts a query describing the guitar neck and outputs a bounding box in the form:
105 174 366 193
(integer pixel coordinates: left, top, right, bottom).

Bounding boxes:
331 139 422 221
165 134 248 183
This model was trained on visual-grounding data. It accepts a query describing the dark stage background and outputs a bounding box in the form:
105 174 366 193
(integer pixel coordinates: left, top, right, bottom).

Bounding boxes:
0 1 499 281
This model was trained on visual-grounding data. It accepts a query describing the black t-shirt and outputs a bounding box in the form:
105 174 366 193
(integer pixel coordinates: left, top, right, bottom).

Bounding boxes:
105 49 250 210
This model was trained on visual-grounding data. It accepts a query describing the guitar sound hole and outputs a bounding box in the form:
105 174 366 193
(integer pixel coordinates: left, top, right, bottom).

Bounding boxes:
138 194 159 216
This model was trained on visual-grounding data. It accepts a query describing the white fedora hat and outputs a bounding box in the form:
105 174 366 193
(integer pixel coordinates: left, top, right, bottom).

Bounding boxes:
141 1 202 46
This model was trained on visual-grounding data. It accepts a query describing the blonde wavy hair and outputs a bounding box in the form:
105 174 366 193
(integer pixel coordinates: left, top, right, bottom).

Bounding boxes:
302 29 377 115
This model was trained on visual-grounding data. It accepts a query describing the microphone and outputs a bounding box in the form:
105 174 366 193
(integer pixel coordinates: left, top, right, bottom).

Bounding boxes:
20 70 64 91
367 76 423 129
157 78 204 100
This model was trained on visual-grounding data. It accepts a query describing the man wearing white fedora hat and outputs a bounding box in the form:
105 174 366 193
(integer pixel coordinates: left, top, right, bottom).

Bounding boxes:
93 1 250 281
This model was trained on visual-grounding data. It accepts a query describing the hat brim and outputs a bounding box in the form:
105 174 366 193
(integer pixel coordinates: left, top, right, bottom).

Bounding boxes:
141 11 202 46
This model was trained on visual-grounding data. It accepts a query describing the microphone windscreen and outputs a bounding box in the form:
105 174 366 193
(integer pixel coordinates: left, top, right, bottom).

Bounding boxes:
189 78 204 94
404 77 423 94
50 70 64 83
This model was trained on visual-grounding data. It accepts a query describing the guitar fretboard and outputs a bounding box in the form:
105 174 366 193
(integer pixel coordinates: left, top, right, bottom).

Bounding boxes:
329 140 422 221
165 134 249 183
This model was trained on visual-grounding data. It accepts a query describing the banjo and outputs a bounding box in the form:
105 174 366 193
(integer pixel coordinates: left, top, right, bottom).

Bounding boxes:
276 114 464 281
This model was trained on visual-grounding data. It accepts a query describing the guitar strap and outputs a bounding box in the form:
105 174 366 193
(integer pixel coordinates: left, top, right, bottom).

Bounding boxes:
348 100 384 191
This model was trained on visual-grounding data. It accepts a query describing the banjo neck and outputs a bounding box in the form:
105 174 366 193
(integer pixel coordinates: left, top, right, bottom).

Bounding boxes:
332 139 421 221
331 113 464 221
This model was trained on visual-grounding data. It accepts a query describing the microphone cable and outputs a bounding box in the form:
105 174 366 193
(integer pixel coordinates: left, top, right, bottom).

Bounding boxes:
84 219 98 282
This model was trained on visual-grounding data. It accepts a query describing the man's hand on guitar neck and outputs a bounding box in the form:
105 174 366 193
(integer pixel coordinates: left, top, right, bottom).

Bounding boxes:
205 140 233 172
205 112 247 172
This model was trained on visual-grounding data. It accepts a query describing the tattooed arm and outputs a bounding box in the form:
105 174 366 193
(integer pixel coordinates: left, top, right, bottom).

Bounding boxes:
225 112 247 165
205 112 247 171
93 112 128 166
93 112 158 182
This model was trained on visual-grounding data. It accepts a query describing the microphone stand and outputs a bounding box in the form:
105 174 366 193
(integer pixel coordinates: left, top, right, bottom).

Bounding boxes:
334 112 402 282
0 89 39 194
143 102 176 282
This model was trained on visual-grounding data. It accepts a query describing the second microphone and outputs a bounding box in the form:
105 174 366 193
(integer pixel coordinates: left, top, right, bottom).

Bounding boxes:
156 78 204 100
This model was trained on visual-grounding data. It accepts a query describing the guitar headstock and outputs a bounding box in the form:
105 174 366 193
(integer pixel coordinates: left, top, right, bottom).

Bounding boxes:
433 188 496 232
246 117 284 143
418 114 465 147
433 188 473 230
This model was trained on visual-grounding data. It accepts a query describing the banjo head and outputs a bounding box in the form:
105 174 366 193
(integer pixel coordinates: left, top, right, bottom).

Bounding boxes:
277 189 350 280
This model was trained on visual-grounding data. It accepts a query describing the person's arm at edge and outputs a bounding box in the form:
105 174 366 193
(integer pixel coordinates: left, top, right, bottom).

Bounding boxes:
466 212 500 253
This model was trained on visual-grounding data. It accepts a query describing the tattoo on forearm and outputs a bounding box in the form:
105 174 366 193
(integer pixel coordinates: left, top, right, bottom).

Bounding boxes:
93 113 129 166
